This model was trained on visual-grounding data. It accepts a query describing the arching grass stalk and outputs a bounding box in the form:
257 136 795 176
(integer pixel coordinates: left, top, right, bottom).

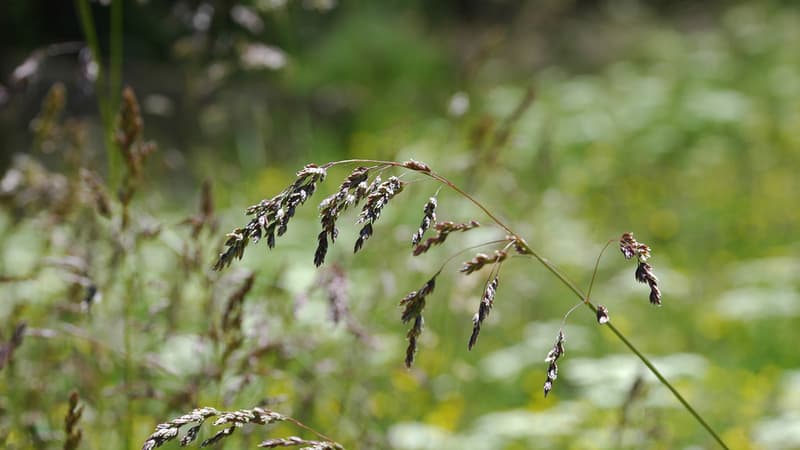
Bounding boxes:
331 159 728 448
216 158 729 449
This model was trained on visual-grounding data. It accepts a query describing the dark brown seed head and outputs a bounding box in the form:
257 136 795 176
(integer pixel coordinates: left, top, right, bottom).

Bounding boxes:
468 276 499 350
543 330 566 397
413 220 480 256
214 165 327 270
412 197 437 246
621 233 662 305
405 315 424 368
460 250 507 275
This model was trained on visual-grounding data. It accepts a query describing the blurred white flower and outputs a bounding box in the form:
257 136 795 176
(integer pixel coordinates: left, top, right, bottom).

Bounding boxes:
447 91 470 117
240 43 287 70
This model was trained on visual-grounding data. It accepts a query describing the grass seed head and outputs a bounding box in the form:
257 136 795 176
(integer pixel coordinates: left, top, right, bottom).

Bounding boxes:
543 330 566 397
621 232 661 305
460 250 507 275
214 165 327 270
468 276 499 350
354 176 404 253
411 197 437 246
413 220 480 256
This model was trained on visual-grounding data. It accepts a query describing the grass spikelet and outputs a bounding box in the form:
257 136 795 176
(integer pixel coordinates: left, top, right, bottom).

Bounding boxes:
468 276 498 350
460 250 507 275
316 167 370 266
402 159 431 172
354 176 404 253
31 82 66 153
411 197 437 246
63 391 83 450
620 232 661 305
543 330 565 397
259 437 343 449
413 220 480 256
400 276 436 367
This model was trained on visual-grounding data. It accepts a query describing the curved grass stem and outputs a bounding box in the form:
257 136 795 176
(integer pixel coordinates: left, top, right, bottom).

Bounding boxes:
327 158 729 449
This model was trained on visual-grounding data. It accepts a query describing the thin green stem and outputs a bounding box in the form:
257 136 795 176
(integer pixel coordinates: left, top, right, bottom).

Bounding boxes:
75 0 123 187
325 159 729 448
586 239 615 302
108 0 124 188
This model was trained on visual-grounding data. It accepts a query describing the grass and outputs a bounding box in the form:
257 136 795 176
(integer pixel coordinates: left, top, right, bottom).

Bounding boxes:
1 2 799 449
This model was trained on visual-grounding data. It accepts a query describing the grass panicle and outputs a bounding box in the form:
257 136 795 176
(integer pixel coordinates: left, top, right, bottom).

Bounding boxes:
213 164 327 271
620 232 661 305
142 406 342 450
115 86 156 228
211 159 727 447
31 82 67 154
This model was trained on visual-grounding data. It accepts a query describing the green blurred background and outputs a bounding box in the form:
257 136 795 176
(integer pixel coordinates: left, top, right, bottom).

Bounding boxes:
1 1 799 449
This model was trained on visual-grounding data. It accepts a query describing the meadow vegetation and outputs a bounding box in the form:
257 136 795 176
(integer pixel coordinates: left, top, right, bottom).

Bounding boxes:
1 1 799 449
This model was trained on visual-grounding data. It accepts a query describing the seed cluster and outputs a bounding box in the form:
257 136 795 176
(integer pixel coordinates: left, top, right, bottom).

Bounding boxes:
411 197 437 246
620 232 661 305
354 176 405 253
315 167 371 266
468 276 499 350
141 406 290 450
399 276 437 368
259 437 343 449
213 164 327 270
413 220 480 256
543 330 565 397
460 250 507 275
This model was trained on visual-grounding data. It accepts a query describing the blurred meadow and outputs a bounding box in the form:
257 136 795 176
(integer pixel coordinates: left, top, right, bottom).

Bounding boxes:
1 1 799 449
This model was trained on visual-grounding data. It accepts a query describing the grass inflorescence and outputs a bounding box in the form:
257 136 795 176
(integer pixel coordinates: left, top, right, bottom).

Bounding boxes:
211 157 727 448
141 406 342 450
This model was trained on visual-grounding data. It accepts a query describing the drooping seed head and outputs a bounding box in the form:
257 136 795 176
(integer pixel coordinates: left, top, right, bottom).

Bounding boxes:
468 276 499 350
412 197 437 246
543 330 566 397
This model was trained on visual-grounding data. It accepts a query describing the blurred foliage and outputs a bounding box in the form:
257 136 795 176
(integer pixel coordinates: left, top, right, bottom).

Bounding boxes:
1 1 800 449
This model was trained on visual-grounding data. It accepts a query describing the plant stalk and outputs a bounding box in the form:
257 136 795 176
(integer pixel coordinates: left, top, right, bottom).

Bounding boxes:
326 158 729 448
